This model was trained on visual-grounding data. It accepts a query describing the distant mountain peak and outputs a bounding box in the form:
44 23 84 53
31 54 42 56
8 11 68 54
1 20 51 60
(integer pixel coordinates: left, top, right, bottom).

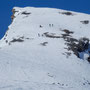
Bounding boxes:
0 7 90 90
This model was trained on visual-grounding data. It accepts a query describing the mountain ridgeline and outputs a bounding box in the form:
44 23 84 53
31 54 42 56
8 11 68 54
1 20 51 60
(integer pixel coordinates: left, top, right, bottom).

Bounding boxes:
0 7 90 90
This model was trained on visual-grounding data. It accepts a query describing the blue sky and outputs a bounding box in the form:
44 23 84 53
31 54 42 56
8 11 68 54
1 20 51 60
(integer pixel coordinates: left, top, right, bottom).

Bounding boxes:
0 0 90 39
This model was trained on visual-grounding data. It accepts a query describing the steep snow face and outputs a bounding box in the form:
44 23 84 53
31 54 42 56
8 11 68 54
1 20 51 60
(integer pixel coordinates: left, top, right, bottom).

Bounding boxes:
0 7 90 90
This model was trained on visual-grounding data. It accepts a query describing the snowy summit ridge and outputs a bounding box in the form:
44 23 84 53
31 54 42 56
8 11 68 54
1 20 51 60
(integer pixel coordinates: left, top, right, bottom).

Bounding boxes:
0 7 90 90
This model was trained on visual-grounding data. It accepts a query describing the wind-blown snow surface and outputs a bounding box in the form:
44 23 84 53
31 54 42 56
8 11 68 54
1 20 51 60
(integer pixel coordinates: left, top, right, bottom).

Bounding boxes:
0 7 90 90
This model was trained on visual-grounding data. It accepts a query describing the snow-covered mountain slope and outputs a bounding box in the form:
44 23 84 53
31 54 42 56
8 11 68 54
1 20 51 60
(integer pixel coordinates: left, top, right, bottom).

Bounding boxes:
0 7 90 90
